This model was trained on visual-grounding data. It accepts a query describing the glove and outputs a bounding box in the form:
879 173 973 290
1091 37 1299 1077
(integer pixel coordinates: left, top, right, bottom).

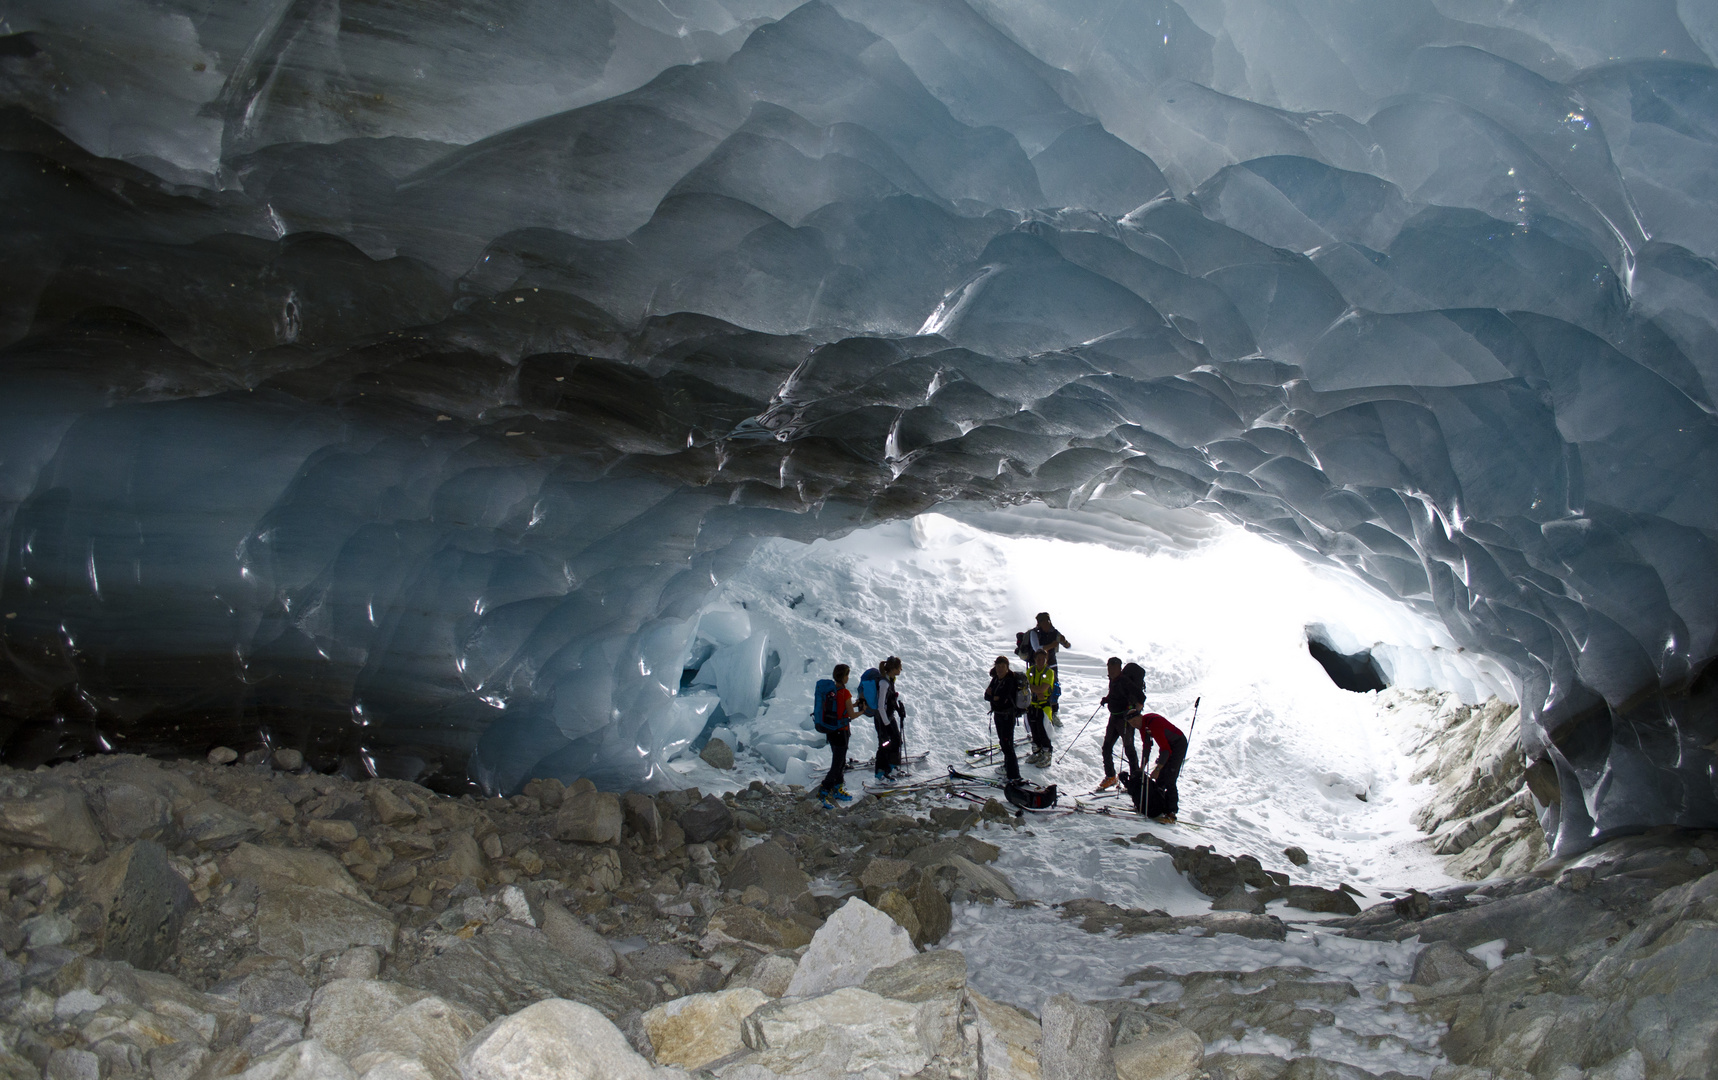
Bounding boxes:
1100 695 1109 706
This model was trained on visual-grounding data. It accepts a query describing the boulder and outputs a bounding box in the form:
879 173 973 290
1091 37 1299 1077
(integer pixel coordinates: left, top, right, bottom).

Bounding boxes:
1281 886 1361 916
208 747 239 765
348 995 486 1080
369 786 419 825
700 739 735 770
678 795 735 844
540 900 621 974
859 857 913 890
177 799 263 851
1183 852 1244 898
1212 886 1267 915
88 782 173 844
1410 940 1486 985
1113 1013 1203 1080
968 989 1042 1080
458 998 657 1080
703 906 814 952
874 888 923 945
304 979 427 1058
224 843 367 899
737 987 930 1078
272 748 304 771
234 1039 357 1080
404 923 640 1021
643 987 769 1069
622 792 663 843
1283 846 1309 867
256 886 398 960
305 820 358 844
853 953 967 1006
555 791 623 845
784 898 917 998
1205 1053 1291 1080
0 786 102 855
732 953 798 997
210 968 314 1020
81 839 194 971
331 946 383 981
521 778 564 809
723 841 809 899
928 854 1017 902
912 874 953 946
442 832 487 881
1040 993 1115 1080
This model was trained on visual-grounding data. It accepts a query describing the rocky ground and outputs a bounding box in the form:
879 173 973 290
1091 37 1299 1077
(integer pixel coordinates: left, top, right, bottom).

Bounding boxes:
0 749 1711 1080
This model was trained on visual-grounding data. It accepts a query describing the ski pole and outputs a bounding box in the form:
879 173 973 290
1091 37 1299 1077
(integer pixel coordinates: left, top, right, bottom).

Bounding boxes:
1185 696 1201 752
1055 702 1105 764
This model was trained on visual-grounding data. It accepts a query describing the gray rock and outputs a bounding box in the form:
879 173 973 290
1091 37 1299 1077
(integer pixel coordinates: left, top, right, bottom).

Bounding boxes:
1040 993 1115 1080
722 840 809 899
969 989 1043 1080
233 1039 357 1080
404 923 641 1021
521 778 564 809
0 786 102 856
223 843 368 898
89 782 173 844
256 885 398 960
1183 852 1245 898
240 1014 307 1057
1212 886 1267 914
677 794 735 844
643 987 770 1071
459 998 658 1080
177 798 263 850
859 949 966 1002
700 739 735 770
349 995 486 1080
785 897 916 998
45 1048 102 1080
272 748 305 771
736 987 935 1079
146 1041 211 1080
912 873 953 946
621 792 663 843
1282 1057 1386 1080
732 953 798 997
1283 846 1309 867
330 946 382 980
1410 940 1486 985
81 839 193 971
442 831 487 881
540 899 621 974
305 979 427 1058
207 746 239 765
1113 1012 1203 1080
1205 1053 1291 1080
555 790 623 845
210 968 315 1020
1281 886 1361 916
369 785 418 825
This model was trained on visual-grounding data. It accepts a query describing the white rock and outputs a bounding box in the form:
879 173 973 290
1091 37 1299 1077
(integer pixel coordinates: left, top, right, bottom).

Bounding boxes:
968 990 1042 1080
1113 1017 1203 1080
783 898 916 998
498 885 541 926
457 998 657 1080
735 954 798 997
236 1040 358 1080
331 946 383 981
642 987 769 1070
1039 994 1114 1080
257 887 398 960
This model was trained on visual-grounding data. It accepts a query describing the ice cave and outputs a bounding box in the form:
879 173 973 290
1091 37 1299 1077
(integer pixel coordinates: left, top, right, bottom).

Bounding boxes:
1 2 1718 1075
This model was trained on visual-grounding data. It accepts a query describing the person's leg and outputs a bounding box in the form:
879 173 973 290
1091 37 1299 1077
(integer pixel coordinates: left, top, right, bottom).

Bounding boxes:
873 718 889 777
1027 706 1051 750
1101 715 1122 777
822 727 849 793
881 720 902 773
1157 735 1186 817
1123 724 1141 776
998 714 1021 781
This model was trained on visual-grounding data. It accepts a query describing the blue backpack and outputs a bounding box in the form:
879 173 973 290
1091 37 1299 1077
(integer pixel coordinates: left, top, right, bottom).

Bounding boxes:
811 678 846 733
858 668 883 717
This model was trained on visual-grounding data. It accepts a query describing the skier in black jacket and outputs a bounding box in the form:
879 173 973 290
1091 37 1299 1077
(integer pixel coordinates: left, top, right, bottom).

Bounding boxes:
983 656 1028 783
1097 656 1141 791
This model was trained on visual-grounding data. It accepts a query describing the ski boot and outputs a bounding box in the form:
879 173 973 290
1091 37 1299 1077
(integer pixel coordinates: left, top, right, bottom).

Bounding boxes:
1097 775 1119 791
834 786 854 802
819 790 837 809
1153 813 1177 824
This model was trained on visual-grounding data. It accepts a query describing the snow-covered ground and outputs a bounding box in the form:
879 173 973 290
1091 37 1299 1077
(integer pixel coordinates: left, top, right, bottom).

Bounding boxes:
666 508 1506 1076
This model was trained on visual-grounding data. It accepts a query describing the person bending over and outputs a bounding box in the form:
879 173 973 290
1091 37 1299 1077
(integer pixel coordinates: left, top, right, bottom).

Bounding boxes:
983 656 1028 783
1096 656 1141 791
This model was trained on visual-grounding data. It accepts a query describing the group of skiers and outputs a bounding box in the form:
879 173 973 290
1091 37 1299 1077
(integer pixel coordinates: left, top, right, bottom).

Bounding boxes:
808 610 1187 823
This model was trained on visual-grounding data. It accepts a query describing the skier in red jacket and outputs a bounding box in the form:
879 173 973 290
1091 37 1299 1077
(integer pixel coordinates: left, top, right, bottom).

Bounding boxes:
1118 662 1188 823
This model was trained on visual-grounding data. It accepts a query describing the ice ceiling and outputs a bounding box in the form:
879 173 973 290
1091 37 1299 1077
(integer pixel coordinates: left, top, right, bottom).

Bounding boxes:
2 0 1717 850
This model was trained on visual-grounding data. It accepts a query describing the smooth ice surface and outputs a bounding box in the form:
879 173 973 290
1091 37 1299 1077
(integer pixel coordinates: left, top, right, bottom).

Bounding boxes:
1 0 1716 846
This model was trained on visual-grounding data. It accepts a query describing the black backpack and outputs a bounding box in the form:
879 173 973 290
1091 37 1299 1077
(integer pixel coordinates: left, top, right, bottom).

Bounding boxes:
1004 781 1058 811
1015 631 1035 663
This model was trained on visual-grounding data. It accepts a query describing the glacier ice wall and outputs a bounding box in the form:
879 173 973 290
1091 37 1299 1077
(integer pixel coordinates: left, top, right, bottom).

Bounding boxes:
2 0 1718 848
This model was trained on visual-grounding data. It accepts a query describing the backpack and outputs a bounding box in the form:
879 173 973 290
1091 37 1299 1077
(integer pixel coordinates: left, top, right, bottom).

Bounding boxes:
1014 631 1034 663
1008 671 1029 712
811 678 846 733
1004 781 1058 811
858 668 883 717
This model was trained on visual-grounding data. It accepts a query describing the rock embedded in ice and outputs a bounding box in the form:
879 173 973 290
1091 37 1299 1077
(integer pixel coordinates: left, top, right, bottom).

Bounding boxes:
784 898 917 998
